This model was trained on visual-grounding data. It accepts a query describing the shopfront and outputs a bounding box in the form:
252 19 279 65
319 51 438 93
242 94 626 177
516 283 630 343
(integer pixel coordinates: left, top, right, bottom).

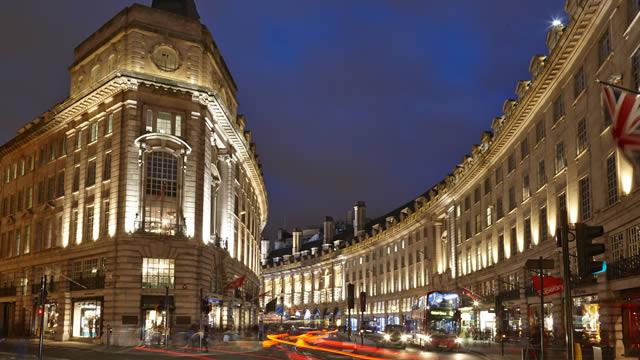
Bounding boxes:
527 303 554 339
622 293 640 356
72 298 102 339
479 310 495 340
573 295 600 345
33 301 60 337
140 295 174 344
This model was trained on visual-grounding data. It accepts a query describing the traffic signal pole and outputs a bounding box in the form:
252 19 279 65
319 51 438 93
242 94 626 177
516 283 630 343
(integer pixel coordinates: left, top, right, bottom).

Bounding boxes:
560 209 574 360
38 275 47 360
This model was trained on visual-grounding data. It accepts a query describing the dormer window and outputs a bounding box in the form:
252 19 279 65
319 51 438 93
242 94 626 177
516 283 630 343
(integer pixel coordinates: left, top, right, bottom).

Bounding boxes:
145 108 184 137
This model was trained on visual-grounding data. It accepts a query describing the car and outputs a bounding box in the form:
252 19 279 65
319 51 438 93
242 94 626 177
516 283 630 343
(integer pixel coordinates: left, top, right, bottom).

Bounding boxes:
381 325 411 348
418 332 462 352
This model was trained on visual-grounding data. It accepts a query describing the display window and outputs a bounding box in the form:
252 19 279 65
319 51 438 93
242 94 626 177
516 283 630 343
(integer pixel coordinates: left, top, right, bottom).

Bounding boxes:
72 299 102 338
573 296 600 344
527 303 553 337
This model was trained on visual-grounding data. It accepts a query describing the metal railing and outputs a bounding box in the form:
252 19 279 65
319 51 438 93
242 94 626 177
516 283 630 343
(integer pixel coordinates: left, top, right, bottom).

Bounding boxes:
607 254 640 281
31 279 56 294
499 288 520 301
135 220 186 236
69 275 105 291
0 286 16 297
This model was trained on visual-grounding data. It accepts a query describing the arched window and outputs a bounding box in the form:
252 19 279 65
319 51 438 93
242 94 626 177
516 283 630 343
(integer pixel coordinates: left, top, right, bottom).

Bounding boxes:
144 151 179 234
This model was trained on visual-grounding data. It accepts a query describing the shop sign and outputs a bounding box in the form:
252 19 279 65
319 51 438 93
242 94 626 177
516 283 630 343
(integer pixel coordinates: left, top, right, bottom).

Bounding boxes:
430 310 454 317
532 275 563 296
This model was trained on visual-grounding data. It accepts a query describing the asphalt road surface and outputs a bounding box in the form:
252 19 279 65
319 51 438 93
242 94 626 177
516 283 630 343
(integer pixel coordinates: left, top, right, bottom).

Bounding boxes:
0 336 488 360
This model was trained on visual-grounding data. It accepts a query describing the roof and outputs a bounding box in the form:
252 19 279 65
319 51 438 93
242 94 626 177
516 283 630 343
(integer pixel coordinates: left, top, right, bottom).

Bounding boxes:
152 0 200 20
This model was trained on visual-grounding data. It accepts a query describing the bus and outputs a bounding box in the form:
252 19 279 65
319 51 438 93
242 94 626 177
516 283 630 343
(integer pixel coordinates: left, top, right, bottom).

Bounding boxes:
415 291 462 351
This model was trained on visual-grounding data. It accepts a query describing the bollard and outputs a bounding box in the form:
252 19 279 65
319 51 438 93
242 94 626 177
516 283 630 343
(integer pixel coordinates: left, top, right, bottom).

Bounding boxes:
593 346 602 360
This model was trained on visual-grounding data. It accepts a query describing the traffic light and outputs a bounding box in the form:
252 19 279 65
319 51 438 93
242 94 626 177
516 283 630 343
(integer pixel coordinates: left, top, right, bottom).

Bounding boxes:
347 284 355 309
575 222 605 278
359 291 367 313
201 298 208 313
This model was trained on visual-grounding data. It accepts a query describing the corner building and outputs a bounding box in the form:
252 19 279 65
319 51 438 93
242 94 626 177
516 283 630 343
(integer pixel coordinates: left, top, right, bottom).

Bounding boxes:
263 0 640 357
0 0 267 346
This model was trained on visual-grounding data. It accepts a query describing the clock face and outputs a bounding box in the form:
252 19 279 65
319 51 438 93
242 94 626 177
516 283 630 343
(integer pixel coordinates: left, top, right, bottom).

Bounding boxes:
151 45 181 72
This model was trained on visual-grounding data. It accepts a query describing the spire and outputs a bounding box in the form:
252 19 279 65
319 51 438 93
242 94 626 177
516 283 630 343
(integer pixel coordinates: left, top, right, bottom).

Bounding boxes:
151 0 200 20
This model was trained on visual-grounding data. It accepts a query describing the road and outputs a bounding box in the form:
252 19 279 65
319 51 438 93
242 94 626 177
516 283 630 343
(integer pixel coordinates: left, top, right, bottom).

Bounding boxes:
0 334 488 360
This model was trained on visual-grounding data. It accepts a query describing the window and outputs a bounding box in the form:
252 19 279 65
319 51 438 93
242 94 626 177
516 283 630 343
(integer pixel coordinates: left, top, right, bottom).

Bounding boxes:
553 96 565 123
486 206 493 226
574 67 585 99
89 123 98 143
26 187 33 209
56 171 64 198
524 217 532 249
558 193 567 222
487 238 493 266
507 153 516 173
157 112 172 134
474 187 481 203
520 138 529 160
75 131 82 150
484 177 491 195
103 153 112 181
86 159 96 187
23 225 30 254
496 197 504 219
146 109 153 132
630 225 640 257
598 30 611 66
510 226 518 256
537 160 546 189
475 214 482 234
142 258 175 288
145 152 178 197
610 232 624 261
465 196 471 211
579 177 592 221
539 206 548 243
495 166 503 184
465 221 471 239
498 234 505 261
106 113 113 135
577 118 588 154
535 120 545 144
85 205 94 241
72 166 80 192
555 142 566 173
606 154 618 205
175 115 182 137
508 187 516 211
522 174 531 201
19 159 25 176
37 180 45 205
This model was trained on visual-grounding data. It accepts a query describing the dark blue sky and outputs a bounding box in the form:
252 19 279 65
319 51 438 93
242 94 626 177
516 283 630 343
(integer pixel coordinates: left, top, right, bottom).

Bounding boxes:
0 1 564 238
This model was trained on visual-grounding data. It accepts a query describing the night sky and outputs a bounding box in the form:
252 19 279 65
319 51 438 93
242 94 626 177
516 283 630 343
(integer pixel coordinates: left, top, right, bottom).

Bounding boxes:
0 1 564 239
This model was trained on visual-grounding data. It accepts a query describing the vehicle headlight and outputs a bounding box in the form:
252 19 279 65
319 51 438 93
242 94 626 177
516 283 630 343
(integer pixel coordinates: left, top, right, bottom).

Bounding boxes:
424 335 432 343
400 334 410 342
455 337 463 344
383 334 391 341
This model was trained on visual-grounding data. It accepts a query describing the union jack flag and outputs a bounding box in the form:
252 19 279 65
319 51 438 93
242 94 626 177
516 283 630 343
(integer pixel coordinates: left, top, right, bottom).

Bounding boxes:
602 84 640 169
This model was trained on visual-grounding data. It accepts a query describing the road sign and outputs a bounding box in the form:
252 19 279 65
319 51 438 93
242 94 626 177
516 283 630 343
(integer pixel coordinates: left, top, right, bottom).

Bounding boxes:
525 258 554 270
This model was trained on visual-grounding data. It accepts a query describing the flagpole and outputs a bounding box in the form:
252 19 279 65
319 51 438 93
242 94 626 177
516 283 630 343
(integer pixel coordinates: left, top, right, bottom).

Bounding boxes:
596 79 640 95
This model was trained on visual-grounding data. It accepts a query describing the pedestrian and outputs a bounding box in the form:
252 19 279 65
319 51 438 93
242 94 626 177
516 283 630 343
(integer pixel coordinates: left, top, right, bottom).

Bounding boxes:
202 325 209 352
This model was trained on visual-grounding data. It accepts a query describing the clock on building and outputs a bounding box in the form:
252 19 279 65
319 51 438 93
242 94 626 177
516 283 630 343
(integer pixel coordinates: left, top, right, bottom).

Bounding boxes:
151 44 181 72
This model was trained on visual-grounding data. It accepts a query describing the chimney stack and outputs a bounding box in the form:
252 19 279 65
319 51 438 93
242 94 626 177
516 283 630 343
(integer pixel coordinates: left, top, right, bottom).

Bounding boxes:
292 228 302 255
354 201 366 236
323 216 335 244
260 239 270 261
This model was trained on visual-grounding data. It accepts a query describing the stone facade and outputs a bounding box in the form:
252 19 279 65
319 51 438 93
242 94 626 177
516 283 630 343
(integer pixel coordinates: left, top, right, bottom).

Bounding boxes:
263 0 640 357
0 1 267 346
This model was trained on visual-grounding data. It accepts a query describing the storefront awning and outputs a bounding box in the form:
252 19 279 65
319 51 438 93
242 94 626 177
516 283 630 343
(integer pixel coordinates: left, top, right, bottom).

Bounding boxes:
141 295 175 310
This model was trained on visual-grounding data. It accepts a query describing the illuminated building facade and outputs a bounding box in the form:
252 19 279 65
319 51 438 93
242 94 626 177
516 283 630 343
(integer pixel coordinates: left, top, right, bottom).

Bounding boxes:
0 0 267 346
263 0 640 356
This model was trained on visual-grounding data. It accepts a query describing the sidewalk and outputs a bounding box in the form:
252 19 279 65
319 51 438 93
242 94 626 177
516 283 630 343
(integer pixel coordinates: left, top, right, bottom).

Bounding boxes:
464 340 566 360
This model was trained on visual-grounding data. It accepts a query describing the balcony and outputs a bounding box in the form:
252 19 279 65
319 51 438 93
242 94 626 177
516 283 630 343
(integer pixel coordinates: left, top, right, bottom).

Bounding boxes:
0 286 16 297
607 254 640 281
135 220 186 236
498 288 520 301
69 275 105 291
31 278 56 294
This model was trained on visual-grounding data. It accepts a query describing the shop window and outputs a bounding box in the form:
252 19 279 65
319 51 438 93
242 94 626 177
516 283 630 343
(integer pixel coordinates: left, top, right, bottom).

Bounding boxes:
573 296 600 344
142 258 175 288
72 299 102 338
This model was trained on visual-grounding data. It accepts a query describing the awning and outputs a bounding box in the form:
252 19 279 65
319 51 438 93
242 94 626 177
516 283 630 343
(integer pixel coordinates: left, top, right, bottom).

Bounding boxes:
141 295 175 310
